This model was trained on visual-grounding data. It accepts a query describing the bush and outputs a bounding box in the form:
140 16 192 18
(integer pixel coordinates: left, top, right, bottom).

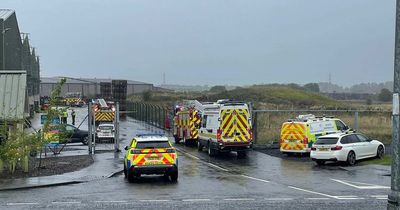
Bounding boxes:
210 86 227 93
378 88 392 102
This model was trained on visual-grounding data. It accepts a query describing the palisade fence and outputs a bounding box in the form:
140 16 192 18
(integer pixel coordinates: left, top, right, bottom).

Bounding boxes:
126 102 174 130
125 102 392 146
252 110 392 146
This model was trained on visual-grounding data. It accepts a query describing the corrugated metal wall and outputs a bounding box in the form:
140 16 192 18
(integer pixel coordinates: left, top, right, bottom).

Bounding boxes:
0 10 40 98
0 71 27 120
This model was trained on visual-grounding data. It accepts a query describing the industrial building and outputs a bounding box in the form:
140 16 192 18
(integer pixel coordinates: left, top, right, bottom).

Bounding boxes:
0 9 40 114
40 77 155 98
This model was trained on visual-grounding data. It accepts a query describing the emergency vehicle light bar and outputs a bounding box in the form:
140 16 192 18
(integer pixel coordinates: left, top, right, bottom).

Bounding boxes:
136 133 165 137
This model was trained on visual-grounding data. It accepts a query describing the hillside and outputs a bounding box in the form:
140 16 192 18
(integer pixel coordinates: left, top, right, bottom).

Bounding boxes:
130 85 342 109
197 85 341 109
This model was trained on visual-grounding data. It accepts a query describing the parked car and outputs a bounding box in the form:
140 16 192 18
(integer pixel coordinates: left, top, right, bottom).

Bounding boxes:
45 124 89 145
96 123 115 142
280 114 350 155
310 133 385 166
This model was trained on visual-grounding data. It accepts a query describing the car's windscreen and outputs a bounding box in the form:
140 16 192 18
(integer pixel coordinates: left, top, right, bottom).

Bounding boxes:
314 137 339 145
99 126 113 130
135 141 170 149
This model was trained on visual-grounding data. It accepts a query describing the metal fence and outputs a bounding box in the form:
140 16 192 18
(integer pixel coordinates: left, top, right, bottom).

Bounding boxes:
126 102 173 130
252 110 392 145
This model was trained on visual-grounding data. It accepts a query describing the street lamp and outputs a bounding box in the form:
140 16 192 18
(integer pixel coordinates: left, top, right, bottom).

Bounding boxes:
2 26 11 70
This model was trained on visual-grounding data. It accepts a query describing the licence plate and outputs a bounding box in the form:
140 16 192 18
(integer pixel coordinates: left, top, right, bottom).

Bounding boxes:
319 148 329 151
145 156 161 161
144 161 159 165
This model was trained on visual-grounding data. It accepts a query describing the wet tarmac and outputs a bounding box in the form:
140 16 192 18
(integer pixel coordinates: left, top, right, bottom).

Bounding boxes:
0 107 391 209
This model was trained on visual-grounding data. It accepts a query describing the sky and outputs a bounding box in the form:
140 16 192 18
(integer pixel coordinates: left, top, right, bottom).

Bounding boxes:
2 0 396 86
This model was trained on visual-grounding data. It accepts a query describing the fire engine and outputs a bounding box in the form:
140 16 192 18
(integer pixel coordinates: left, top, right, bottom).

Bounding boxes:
92 99 116 126
173 100 203 145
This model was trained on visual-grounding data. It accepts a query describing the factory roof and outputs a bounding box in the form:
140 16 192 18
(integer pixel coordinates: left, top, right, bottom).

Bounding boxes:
41 77 152 85
0 9 14 20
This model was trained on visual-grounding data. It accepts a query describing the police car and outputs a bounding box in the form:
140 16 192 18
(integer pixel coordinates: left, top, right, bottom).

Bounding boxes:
123 134 178 182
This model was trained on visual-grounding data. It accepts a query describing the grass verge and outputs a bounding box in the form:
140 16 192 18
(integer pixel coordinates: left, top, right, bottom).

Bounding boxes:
361 155 391 166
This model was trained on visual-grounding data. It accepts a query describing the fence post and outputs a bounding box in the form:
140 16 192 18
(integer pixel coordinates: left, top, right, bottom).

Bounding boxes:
88 102 93 154
253 111 258 145
163 107 166 129
133 102 136 118
144 103 147 123
354 111 359 132
158 106 161 128
115 102 120 152
146 103 150 123
152 105 156 126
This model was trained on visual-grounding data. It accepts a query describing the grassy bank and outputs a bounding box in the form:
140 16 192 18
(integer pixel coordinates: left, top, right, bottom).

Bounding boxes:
255 111 392 145
361 155 391 166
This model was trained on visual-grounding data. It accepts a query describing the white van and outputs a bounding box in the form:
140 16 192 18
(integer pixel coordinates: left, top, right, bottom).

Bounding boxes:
198 101 253 157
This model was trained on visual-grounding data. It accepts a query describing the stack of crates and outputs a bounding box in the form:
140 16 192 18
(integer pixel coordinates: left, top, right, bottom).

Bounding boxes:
112 80 127 118
100 82 112 100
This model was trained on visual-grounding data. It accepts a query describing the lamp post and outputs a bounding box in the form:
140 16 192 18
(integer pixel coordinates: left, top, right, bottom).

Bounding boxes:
389 1 400 209
1 25 11 70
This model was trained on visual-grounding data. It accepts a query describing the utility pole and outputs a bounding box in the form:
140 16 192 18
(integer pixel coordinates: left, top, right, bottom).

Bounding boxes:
1 22 11 70
388 1 400 209
163 72 166 85
1 19 4 70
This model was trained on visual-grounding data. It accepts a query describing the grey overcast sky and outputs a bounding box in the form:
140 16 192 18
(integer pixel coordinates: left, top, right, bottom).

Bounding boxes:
2 0 396 86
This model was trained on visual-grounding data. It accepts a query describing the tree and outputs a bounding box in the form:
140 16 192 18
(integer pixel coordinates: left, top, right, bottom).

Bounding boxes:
303 83 320 93
142 90 152 102
210 85 227 93
378 88 392 102
0 78 66 174
366 98 372 105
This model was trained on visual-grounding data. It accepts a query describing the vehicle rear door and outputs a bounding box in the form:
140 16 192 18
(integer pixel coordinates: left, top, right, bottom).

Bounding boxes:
64 125 78 142
280 122 306 151
356 134 375 157
220 107 251 143
347 134 365 158
132 141 176 166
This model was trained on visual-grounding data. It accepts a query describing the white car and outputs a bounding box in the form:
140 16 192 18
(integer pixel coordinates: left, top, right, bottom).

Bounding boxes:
310 133 385 166
96 123 115 142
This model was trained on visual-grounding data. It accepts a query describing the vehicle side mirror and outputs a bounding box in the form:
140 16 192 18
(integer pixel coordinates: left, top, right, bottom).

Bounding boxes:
124 146 129 151
344 126 349 130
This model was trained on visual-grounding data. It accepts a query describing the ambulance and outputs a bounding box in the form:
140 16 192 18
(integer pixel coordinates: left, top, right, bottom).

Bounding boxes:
279 114 350 154
198 100 253 157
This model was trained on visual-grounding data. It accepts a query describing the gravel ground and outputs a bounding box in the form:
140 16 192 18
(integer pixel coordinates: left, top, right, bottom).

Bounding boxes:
0 155 93 179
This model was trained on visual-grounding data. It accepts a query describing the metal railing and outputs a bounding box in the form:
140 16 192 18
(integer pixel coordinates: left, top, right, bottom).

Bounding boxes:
252 109 392 145
126 102 173 130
